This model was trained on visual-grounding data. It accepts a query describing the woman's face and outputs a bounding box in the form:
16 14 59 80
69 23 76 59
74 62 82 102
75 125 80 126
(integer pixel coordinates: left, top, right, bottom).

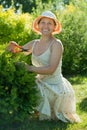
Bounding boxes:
38 17 56 35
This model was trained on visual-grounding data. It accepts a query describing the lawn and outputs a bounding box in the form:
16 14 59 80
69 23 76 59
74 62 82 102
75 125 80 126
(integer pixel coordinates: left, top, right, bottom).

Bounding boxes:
0 75 87 130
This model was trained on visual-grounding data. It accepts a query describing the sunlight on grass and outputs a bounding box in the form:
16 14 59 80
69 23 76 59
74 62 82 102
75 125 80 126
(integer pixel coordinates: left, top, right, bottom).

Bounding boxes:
67 75 87 130
68 75 87 85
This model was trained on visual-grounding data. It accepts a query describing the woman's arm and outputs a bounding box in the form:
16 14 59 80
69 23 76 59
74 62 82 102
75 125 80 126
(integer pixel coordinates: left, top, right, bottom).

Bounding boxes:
7 40 34 55
26 40 63 74
22 40 34 55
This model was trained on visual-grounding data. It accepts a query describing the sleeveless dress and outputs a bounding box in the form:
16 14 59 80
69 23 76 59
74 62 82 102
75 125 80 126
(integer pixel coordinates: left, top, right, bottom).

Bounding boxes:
32 40 81 123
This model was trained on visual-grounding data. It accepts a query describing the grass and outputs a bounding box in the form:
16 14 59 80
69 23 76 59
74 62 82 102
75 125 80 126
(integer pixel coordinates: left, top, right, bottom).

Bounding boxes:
0 75 87 130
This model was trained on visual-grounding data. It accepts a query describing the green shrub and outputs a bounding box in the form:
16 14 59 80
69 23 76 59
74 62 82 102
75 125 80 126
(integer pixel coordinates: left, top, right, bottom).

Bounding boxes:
56 1 87 75
0 5 33 45
0 51 39 123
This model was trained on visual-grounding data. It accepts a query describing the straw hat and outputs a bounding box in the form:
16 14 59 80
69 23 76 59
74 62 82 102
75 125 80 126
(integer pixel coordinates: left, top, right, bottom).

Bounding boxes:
33 11 62 34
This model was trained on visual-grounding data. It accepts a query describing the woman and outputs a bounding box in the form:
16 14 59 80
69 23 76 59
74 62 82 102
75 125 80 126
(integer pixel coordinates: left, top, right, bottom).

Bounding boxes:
8 11 81 123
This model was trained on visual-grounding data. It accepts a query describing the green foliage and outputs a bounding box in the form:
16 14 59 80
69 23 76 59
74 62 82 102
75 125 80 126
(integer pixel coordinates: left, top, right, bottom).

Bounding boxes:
0 0 87 75
0 0 36 13
0 51 39 122
0 5 33 45
0 0 66 13
56 1 87 75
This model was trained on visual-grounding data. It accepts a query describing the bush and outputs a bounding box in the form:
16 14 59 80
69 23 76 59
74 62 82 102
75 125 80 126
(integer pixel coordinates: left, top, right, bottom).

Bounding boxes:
0 5 33 45
0 51 39 123
56 1 87 75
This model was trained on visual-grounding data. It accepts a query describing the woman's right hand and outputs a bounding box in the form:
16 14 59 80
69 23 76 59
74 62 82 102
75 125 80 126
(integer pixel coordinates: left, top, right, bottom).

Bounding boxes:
6 41 22 53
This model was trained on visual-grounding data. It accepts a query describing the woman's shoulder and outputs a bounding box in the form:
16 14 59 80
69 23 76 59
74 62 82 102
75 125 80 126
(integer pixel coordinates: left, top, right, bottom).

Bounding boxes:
55 39 62 45
28 39 39 46
52 38 64 51
53 38 63 47
32 39 40 44
34 39 40 42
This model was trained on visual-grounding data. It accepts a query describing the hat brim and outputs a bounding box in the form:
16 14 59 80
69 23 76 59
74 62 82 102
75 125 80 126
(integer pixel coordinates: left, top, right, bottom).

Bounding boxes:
32 16 62 34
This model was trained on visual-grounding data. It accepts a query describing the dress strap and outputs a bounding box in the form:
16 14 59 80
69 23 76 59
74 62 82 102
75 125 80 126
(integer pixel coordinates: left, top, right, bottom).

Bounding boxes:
47 39 56 51
32 39 39 52
49 39 55 48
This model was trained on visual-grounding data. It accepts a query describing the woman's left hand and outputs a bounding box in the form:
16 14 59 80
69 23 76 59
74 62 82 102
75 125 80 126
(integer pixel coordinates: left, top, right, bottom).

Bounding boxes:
15 61 25 68
15 61 33 72
24 63 33 72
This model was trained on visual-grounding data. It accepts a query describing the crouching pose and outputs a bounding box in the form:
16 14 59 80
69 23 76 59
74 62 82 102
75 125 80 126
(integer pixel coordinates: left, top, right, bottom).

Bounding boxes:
7 11 81 123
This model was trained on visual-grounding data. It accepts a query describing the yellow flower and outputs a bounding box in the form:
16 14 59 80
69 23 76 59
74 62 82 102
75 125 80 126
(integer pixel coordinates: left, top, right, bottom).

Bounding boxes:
67 4 75 13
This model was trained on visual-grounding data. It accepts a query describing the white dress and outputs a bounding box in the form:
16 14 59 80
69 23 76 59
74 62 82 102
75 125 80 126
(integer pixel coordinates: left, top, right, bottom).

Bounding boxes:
32 40 81 123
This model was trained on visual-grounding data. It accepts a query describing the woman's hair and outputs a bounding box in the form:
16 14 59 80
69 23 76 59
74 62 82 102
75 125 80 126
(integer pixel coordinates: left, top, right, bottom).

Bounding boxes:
38 18 56 26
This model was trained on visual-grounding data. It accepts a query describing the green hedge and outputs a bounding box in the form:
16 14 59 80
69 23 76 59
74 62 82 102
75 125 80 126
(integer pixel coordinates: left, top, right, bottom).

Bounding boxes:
0 51 39 122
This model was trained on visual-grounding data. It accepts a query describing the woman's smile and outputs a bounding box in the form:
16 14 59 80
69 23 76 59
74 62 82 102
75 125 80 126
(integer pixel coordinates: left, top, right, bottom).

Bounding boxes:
38 17 56 35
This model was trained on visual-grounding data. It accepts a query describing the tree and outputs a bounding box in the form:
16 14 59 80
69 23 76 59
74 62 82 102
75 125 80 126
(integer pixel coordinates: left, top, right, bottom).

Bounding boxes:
0 0 36 13
0 0 70 13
